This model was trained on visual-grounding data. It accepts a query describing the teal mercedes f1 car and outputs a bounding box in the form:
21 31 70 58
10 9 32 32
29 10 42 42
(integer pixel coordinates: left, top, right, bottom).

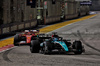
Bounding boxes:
30 33 85 55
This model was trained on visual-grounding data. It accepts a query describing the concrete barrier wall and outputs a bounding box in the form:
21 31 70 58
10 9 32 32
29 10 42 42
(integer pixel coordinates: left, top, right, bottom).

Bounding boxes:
18 24 24 30
0 29 1 34
11 25 17 31
24 0 37 21
3 0 11 24
65 0 78 19
90 0 100 11
64 0 90 19
0 0 37 35
47 0 61 17
46 16 60 24
1 19 37 34
31 21 37 27
0 0 90 35
45 0 61 24
2 27 10 34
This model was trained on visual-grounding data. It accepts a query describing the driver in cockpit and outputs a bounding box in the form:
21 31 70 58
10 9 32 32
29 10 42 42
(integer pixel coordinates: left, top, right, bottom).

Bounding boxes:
52 33 59 41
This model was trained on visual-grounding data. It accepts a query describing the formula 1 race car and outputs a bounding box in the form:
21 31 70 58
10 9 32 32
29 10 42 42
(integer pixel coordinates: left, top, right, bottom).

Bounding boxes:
30 32 85 55
14 30 39 46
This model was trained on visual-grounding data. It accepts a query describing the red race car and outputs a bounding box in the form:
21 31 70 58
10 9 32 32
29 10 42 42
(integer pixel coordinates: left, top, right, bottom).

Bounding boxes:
14 30 39 46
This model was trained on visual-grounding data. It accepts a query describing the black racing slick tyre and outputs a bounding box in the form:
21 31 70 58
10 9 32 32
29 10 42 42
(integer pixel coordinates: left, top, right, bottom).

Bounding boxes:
14 34 20 46
73 41 82 54
43 41 52 54
30 40 40 53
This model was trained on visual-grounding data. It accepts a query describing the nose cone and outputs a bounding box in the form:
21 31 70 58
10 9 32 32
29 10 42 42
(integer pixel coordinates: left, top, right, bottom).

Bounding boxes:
26 35 32 43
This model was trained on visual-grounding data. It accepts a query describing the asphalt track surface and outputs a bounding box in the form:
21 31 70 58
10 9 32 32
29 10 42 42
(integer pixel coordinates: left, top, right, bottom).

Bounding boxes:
0 13 100 66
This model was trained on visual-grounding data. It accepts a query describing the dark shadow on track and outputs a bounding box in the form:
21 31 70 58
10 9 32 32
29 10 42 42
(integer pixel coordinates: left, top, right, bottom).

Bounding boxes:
2 49 13 62
71 31 100 56
77 31 100 53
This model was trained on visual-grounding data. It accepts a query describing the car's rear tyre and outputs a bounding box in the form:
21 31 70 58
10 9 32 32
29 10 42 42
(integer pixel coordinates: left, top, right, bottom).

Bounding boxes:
14 34 20 46
30 40 40 53
72 41 82 54
43 41 52 54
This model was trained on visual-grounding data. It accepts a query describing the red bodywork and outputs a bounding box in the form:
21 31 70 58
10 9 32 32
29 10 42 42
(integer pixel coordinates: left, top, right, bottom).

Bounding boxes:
26 35 33 43
19 31 39 44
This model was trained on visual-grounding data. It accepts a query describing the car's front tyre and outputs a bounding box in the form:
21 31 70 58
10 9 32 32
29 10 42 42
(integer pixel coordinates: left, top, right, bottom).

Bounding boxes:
43 41 52 54
72 41 83 54
14 34 20 46
30 40 40 53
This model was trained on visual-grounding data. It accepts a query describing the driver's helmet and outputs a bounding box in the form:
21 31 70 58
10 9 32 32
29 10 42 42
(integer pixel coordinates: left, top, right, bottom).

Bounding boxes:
52 32 59 37
25 30 29 34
